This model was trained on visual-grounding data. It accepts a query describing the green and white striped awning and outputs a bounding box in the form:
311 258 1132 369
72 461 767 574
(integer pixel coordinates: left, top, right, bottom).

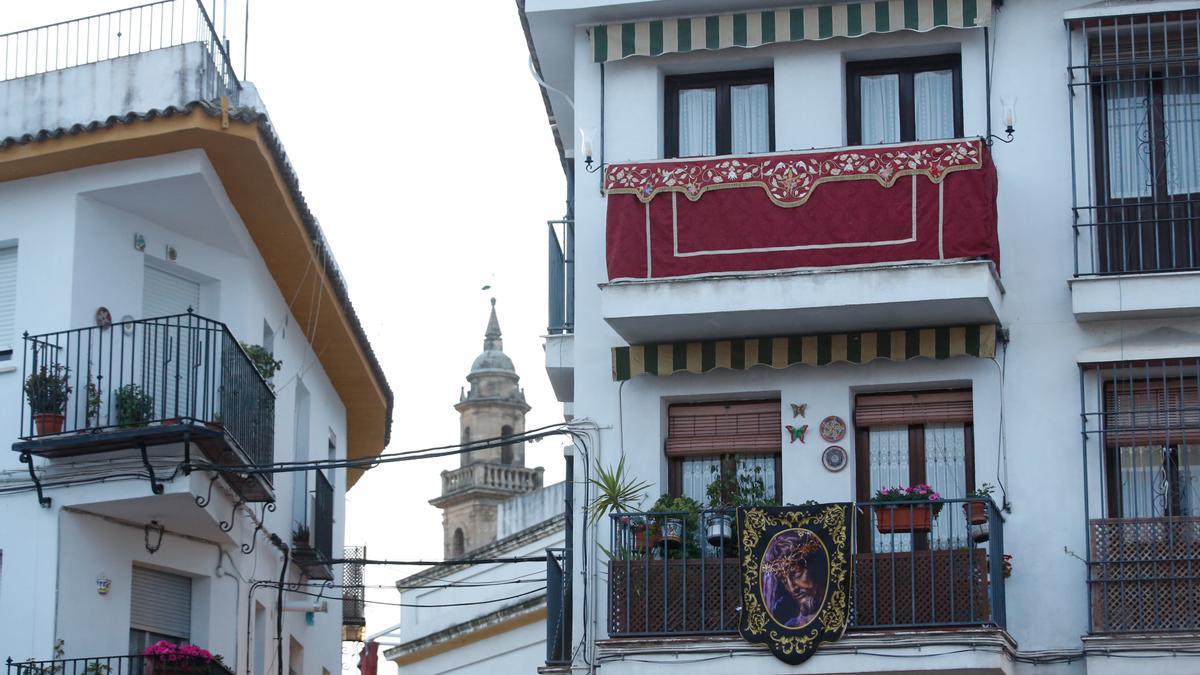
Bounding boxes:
592 0 992 63
612 325 997 381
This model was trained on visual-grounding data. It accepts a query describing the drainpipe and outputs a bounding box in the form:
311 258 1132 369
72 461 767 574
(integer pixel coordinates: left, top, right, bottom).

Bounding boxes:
271 534 289 675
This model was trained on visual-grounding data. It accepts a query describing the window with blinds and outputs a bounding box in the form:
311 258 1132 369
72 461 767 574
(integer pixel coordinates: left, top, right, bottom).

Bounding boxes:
0 245 16 356
666 400 782 504
854 390 975 552
130 566 192 640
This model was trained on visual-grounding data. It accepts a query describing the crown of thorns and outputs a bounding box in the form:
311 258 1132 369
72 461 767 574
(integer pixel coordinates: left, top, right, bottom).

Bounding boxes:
761 535 821 576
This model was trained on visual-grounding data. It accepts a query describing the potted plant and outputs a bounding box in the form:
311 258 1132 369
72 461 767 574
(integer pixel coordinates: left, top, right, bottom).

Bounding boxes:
648 494 702 558
142 641 229 674
241 342 282 388
704 464 776 546
872 484 943 534
114 384 155 427
24 363 72 435
964 483 995 542
85 378 102 428
1002 553 1013 579
587 454 651 525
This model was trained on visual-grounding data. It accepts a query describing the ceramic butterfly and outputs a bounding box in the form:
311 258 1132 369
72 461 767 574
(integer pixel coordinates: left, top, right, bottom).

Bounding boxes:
790 403 807 418
785 424 808 444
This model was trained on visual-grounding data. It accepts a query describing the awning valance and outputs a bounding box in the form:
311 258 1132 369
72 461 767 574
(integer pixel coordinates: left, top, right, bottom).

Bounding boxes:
611 324 997 381
592 0 992 63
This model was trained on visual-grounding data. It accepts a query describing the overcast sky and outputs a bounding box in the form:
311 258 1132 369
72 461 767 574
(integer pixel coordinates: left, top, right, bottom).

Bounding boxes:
5 1 568 672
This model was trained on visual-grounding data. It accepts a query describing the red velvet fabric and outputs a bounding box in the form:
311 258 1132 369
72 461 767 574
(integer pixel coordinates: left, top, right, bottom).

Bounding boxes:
605 140 998 281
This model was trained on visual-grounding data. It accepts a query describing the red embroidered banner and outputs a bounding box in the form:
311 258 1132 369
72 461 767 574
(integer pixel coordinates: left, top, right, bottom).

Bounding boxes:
604 139 998 281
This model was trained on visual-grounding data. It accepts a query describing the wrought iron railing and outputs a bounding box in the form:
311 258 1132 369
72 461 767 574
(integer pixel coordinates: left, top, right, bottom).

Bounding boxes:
0 0 242 103
1089 516 1200 633
546 547 570 666
606 499 1006 637
19 312 274 472
342 545 366 636
313 470 334 562
1068 10 1200 276
5 654 235 674
547 218 574 335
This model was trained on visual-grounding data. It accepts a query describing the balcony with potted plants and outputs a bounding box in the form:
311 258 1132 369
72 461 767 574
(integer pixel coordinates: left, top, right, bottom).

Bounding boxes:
11 312 277 503
6 641 235 674
599 139 1002 345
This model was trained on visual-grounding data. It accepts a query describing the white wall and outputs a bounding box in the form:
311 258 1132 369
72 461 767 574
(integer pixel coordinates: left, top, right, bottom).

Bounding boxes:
0 149 351 673
552 0 1200 672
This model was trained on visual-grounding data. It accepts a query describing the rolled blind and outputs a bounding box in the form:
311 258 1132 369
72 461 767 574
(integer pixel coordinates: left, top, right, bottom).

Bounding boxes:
0 246 16 352
130 566 191 639
666 401 780 457
1087 18 1199 66
1104 378 1200 447
143 266 200 319
855 390 973 427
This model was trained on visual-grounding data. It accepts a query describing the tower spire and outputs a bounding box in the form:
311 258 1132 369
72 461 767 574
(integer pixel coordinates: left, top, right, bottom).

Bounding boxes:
484 297 503 351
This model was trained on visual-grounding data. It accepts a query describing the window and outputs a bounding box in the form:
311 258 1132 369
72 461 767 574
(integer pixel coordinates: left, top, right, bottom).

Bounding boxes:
1101 371 1200 519
1085 16 1200 273
292 381 311 532
847 55 963 146
129 566 192 655
666 401 781 504
665 69 774 158
0 245 15 360
854 390 976 552
501 424 514 464
452 528 465 558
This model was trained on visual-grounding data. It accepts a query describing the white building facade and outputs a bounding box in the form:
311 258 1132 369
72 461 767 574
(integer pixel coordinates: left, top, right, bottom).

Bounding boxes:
0 3 391 674
521 0 1200 673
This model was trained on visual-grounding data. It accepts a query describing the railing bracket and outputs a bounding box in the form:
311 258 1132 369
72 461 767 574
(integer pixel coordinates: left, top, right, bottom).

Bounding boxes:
140 443 164 495
220 497 245 533
195 473 220 508
20 452 50 508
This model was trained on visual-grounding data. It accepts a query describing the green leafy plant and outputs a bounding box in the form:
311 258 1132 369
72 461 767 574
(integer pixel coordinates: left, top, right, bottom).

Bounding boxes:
85 379 102 427
24 364 71 414
240 342 282 385
966 483 996 499
872 484 945 518
588 454 651 526
649 494 703 559
114 384 155 427
705 463 776 508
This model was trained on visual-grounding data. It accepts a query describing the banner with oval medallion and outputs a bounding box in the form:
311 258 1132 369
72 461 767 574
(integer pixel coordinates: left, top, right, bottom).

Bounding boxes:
738 503 854 665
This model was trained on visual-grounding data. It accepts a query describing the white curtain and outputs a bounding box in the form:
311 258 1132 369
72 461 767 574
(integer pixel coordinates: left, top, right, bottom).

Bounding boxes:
736 455 777 501
915 70 955 141
678 88 716 157
1165 76 1200 196
731 83 770 154
1118 445 1200 518
868 425 911 552
925 423 968 549
860 74 900 145
1105 81 1152 199
681 456 721 505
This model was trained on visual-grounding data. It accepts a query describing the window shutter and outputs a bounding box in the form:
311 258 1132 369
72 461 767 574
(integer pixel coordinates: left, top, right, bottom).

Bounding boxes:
1104 377 1200 447
666 401 780 457
855 390 973 427
143 266 201 319
130 566 192 639
0 246 16 352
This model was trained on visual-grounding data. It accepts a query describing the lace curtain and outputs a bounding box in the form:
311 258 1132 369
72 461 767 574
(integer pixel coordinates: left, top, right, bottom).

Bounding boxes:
860 74 900 144
678 88 716 157
915 69 955 140
731 83 770 154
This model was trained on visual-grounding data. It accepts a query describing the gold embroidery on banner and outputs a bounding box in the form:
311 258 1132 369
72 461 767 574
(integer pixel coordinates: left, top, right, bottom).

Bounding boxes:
605 140 985 208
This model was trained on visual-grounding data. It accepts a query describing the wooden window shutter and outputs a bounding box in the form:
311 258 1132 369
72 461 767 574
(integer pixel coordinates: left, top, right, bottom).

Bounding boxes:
1104 377 1200 447
854 390 973 427
666 401 781 458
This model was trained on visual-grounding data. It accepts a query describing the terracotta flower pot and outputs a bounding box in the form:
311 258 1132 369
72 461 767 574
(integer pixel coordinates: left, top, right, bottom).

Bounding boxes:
875 505 934 534
963 501 988 525
33 412 65 435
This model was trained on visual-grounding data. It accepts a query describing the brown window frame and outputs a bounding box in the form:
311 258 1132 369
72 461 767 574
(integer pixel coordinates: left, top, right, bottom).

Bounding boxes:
853 389 976 551
664 400 782 502
664 68 776 158
846 54 964 146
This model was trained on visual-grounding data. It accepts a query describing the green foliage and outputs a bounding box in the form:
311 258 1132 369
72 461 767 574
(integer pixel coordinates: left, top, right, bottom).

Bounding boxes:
24 364 71 414
587 454 651 526
240 342 282 385
966 482 996 499
114 384 155 427
705 462 776 508
649 494 703 559
85 379 102 427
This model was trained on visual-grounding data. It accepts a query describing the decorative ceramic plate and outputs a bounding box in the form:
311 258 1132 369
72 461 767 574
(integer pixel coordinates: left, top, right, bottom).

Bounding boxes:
822 445 848 472
819 415 846 443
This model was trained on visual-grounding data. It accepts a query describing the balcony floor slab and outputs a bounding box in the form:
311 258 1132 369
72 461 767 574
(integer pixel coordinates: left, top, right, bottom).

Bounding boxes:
1070 271 1200 321
601 260 1003 344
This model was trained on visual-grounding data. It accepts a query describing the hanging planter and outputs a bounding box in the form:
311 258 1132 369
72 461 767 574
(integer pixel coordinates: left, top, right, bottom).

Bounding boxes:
871 485 944 535
706 513 733 546
660 517 684 545
964 484 995 543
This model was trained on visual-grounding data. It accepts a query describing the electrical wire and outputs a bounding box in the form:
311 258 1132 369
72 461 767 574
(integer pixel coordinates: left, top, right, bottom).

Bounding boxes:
258 582 546 608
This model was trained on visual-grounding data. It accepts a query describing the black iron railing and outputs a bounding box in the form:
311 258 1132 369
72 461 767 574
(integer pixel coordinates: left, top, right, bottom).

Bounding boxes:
0 0 242 103
546 547 570 666
342 545 366 635
19 312 274 471
547 218 574 335
6 654 235 674
607 499 1006 637
1068 10 1200 276
313 470 334 563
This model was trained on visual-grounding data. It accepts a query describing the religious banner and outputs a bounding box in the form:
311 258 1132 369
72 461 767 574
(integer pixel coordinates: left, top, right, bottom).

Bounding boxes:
738 503 853 665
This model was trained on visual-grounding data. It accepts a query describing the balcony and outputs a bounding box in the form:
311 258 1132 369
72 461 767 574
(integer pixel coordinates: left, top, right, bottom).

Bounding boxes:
606 500 1006 638
292 470 334 580
342 545 367 642
1089 517 1200 634
12 312 275 503
600 139 1001 344
6 654 235 674
435 463 544 502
